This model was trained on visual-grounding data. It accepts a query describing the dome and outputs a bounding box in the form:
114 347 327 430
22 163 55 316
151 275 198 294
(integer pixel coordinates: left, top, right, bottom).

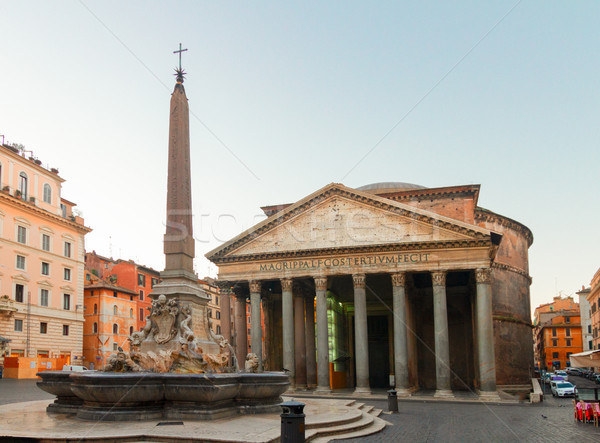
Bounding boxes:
356 182 427 194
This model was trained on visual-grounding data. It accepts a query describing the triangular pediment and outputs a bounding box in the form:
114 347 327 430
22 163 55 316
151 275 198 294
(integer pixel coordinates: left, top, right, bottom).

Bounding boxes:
207 183 494 261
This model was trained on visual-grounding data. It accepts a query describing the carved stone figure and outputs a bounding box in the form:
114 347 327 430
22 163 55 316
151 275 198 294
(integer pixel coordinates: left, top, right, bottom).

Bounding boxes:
103 350 142 372
152 295 179 344
245 353 259 373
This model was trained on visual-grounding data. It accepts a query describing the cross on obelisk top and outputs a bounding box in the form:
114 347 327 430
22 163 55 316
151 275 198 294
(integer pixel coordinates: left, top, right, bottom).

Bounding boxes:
173 43 188 71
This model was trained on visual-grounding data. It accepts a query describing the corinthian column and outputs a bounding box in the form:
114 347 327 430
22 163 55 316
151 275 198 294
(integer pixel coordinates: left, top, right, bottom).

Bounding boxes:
432 271 453 398
391 272 410 396
233 288 247 367
281 278 295 388
314 276 331 393
249 280 263 372
294 283 307 390
353 274 371 394
305 291 317 389
475 268 500 400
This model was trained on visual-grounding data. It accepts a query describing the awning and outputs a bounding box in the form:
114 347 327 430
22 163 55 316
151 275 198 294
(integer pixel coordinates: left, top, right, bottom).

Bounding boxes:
569 350 600 368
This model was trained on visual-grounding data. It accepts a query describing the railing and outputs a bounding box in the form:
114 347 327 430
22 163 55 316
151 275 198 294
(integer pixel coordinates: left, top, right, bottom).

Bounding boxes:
577 388 600 402
0 296 17 313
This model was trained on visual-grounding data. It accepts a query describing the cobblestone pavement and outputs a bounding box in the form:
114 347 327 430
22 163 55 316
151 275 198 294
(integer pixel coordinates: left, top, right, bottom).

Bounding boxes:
0 378 53 405
2 379 599 442
338 396 600 443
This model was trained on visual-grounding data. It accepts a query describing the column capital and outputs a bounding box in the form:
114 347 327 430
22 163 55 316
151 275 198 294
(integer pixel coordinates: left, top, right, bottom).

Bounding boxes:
352 274 366 289
281 278 293 292
249 280 261 294
431 271 446 287
232 285 246 298
314 277 328 291
475 268 492 284
391 272 406 288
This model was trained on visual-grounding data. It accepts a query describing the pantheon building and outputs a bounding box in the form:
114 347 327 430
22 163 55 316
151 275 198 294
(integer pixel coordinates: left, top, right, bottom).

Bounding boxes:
206 182 534 398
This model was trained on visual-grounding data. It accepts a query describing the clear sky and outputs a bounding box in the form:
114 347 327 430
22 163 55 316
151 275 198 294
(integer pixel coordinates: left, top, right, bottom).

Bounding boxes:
1 1 598 316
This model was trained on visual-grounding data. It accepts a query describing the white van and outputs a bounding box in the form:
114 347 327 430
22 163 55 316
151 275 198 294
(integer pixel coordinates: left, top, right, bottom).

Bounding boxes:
62 365 88 372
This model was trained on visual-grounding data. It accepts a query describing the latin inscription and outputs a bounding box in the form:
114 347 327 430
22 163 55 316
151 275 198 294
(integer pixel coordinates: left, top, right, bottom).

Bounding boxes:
258 253 430 272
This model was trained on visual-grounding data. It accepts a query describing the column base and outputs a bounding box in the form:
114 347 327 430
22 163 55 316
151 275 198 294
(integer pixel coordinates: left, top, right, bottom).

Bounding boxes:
478 390 501 402
434 389 455 399
315 386 332 394
353 387 372 395
394 387 412 397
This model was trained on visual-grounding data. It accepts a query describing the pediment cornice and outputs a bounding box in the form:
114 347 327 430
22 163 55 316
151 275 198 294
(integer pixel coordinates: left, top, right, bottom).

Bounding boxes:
207 183 494 262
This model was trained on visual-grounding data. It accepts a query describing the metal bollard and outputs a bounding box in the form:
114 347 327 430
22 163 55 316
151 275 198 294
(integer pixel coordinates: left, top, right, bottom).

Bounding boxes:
388 389 398 413
280 400 305 443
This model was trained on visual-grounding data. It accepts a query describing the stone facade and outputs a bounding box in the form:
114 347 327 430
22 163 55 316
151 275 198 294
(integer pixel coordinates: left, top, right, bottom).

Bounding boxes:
206 182 534 396
0 144 91 365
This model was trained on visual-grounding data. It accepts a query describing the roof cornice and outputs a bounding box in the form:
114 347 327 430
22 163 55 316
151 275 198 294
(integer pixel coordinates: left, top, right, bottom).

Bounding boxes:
0 192 92 234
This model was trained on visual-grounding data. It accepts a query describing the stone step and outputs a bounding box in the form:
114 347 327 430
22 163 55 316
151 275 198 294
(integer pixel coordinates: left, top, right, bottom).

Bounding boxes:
319 414 388 442
369 408 383 417
307 411 376 442
360 404 374 414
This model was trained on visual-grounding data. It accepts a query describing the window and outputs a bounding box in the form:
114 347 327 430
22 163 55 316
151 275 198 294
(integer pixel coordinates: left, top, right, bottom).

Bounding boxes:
208 308 212 318
215 296 219 306
16 255 25 270
113 305 118 315
216 325 221 335
139 308 144 320
552 339 558 347
93 322 98 333
129 326 134 335
63 268 71 281
113 343 118 351
130 309 133 318
566 352 572 359
566 327 571 337
590 341 594 349
60 203 67 218
589 325 592 334
566 339 572 346
14 319 23 332
139 290 144 301
43 184 52 203
63 293 70 310
17 226 27 244
63 325 69 335
40 289 49 307
18 172 28 199
552 352 559 359
137 273 146 286
151 278 158 288
565 317 570 324
93 304 97 314
216 311 221 320
552 328 557 337
42 234 50 251
113 291 117 298
40 322 47 334
113 324 118 334
15 284 24 303
64 242 71 258
41 262 49 275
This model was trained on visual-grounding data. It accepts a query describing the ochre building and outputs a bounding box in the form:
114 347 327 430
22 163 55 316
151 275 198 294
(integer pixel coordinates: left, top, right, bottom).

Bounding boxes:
0 143 91 372
207 182 534 398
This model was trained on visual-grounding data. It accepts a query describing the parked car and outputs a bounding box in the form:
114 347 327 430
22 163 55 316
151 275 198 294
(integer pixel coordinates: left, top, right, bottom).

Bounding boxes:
62 365 88 372
566 368 583 376
551 381 577 397
555 371 568 377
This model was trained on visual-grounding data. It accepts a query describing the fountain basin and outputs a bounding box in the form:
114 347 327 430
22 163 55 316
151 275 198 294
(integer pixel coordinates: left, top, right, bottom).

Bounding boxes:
37 371 290 421
36 371 83 414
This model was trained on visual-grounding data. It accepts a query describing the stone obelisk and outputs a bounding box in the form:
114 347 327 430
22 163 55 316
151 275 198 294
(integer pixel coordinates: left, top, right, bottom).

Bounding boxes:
150 53 219 355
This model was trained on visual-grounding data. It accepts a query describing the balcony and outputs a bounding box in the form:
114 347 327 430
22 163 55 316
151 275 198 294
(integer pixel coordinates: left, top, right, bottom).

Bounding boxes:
0 296 17 315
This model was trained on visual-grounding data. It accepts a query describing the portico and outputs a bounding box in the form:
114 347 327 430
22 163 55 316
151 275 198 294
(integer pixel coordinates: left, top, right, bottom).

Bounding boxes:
206 183 515 398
